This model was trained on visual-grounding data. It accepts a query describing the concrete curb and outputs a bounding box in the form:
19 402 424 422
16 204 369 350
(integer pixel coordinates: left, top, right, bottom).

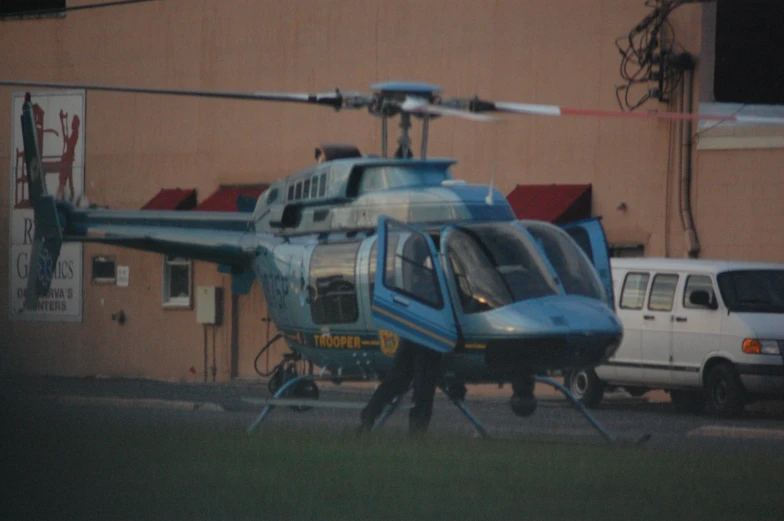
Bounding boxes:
687 425 784 440
50 395 225 412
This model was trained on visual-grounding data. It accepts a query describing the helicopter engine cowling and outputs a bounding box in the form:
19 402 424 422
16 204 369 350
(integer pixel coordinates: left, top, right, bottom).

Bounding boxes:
315 143 361 163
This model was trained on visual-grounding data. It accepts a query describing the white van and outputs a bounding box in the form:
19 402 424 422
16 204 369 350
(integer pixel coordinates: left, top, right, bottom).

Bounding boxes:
563 258 784 416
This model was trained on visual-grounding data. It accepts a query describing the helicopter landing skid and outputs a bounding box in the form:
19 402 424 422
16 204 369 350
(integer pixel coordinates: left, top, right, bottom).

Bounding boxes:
370 384 490 438
246 375 624 445
534 376 617 444
247 375 327 434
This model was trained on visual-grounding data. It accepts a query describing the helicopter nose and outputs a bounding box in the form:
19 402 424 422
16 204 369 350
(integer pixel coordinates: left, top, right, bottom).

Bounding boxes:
481 296 623 374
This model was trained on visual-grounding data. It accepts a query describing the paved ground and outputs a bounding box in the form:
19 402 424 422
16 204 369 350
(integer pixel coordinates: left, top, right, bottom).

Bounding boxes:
5 374 784 453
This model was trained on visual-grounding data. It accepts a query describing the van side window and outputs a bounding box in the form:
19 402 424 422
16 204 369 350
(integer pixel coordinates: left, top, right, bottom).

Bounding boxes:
620 272 649 309
683 275 716 309
648 274 679 311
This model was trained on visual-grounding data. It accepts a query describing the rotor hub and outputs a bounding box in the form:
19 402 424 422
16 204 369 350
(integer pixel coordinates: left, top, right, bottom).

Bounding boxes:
369 81 442 118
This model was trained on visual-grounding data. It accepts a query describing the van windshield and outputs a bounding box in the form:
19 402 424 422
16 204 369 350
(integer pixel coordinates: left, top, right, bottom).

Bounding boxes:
717 270 784 313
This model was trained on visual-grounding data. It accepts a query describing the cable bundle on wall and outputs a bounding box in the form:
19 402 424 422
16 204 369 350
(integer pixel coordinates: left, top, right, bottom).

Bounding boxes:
615 0 692 111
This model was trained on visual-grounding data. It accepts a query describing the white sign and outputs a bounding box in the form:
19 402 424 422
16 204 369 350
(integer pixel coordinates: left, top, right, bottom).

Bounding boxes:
8 90 85 321
117 266 130 287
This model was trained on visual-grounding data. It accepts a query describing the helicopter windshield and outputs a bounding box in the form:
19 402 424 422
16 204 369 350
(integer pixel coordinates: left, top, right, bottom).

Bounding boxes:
521 221 606 302
445 223 560 313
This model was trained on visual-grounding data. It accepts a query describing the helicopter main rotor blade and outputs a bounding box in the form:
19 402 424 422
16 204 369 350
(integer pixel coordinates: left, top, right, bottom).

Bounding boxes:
495 102 784 125
448 97 784 126
401 97 496 122
0 80 373 110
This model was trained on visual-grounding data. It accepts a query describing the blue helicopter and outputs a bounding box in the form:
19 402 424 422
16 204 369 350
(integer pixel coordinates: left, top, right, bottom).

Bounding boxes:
11 80 626 434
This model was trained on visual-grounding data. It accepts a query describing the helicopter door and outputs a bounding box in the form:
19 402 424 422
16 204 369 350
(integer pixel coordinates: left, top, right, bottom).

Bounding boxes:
561 218 614 307
371 217 459 353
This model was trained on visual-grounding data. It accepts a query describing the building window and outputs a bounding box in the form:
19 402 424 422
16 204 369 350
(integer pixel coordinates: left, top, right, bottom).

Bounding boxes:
713 0 784 105
609 244 645 258
1 1 65 20
163 255 192 307
92 256 116 284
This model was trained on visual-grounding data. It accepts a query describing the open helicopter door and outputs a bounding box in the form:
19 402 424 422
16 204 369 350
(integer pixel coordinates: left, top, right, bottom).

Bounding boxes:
560 218 614 307
371 217 459 353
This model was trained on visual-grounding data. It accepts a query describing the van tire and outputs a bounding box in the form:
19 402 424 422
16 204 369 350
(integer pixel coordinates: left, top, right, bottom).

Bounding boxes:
564 368 604 407
670 390 706 414
705 363 746 417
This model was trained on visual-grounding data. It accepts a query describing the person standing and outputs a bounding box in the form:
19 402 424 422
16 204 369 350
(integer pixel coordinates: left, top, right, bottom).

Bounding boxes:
358 338 443 435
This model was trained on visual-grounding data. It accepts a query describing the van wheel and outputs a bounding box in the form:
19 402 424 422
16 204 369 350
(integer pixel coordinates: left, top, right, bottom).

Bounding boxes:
564 368 604 407
670 390 706 414
705 363 745 417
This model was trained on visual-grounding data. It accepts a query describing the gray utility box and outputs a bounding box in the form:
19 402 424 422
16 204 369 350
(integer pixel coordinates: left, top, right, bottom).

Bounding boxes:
196 286 224 326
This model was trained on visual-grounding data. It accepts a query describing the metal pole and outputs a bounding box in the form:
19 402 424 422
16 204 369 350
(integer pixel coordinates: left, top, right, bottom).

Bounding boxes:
381 115 388 158
421 116 429 159
397 112 412 158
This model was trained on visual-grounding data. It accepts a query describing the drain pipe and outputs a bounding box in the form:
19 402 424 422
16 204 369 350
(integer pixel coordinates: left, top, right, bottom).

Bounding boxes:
679 66 700 258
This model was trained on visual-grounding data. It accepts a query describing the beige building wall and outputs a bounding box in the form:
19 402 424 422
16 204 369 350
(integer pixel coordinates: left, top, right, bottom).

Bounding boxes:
1 1 782 380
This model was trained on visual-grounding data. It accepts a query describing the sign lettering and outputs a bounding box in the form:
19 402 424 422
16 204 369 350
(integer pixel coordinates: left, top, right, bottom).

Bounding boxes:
8 90 85 321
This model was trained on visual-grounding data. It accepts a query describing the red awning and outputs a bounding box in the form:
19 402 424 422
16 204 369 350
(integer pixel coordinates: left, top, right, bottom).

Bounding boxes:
506 184 592 224
195 184 268 212
141 188 197 210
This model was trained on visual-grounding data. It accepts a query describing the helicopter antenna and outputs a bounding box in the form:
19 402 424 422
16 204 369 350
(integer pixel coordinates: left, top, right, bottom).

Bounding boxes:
486 169 496 205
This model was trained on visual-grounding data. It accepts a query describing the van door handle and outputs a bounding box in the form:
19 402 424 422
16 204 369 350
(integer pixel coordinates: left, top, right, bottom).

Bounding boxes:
675 316 687 323
643 315 655 321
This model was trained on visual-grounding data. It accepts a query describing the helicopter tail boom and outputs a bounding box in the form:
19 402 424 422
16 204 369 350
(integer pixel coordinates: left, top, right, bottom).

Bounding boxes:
18 93 258 311
64 206 257 265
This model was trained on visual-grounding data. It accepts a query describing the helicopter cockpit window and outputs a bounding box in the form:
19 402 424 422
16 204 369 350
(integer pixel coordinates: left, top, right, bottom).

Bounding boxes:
368 235 399 300
266 188 279 204
287 185 294 201
522 222 605 301
383 231 442 309
318 174 327 197
357 166 449 195
445 223 559 313
310 177 319 198
295 182 303 200
309 242 361 324
302 179 311 200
